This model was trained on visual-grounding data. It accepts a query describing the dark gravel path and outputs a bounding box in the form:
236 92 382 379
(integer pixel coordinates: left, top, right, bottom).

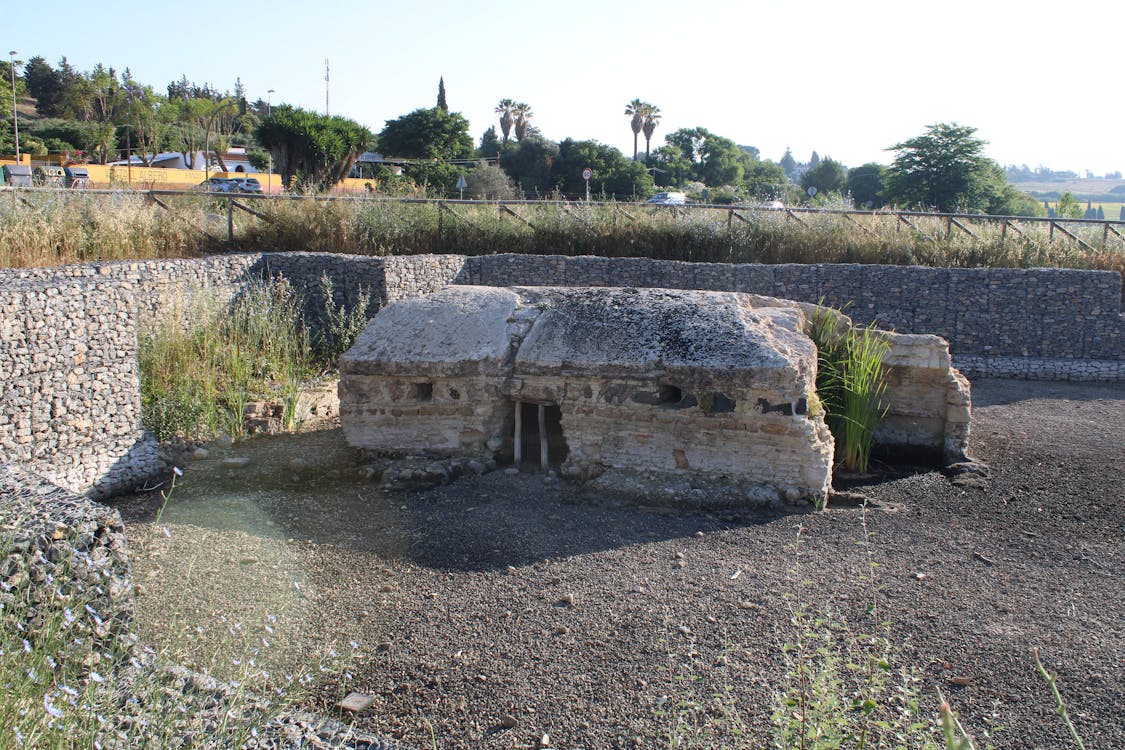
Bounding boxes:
115 378 1124 749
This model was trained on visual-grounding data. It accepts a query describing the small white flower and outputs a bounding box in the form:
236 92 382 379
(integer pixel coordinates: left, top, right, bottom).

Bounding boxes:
263 624 274 634
43 694 63 719
22 639 30 653
90 672 105 683
349 640 360 651
162 527 171 538
173 466 183 477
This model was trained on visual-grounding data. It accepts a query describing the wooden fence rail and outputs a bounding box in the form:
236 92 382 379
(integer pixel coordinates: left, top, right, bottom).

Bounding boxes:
5 185 1124 251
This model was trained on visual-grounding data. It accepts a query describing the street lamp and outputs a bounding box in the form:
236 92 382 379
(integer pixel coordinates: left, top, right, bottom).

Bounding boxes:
266 88 274 192
8 51 18 163
121 123 132 186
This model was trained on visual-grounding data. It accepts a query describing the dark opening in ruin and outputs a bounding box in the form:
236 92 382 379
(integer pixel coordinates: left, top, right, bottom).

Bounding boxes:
414 382 433 402
658 385 683 404
704 392 737 413
513 401 568 470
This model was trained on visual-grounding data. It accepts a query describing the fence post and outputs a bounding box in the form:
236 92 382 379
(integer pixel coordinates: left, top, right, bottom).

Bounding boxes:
227 196 234 243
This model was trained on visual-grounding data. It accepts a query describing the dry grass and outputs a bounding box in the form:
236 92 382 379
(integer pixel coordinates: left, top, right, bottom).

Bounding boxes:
1 191 1122 276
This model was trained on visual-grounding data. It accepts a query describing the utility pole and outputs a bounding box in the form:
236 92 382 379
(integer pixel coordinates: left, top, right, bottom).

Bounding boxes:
8 51 19 162
267 88 274 193
324 59 330 116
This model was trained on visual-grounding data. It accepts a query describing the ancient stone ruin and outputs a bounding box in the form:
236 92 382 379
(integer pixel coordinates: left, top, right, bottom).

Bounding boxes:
339 285 972 507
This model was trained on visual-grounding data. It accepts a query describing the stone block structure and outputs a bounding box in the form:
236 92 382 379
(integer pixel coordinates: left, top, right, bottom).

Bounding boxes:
340 286 973 506
340 286 835 505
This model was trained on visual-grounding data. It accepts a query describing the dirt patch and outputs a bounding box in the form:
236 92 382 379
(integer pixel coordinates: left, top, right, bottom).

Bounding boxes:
112 378 1125 749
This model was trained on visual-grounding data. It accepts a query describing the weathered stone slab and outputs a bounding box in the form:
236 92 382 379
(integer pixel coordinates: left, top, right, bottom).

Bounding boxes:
340 285 834 506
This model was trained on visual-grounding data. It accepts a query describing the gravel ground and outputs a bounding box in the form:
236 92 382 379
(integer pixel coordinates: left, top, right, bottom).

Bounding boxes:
113 378 1124 750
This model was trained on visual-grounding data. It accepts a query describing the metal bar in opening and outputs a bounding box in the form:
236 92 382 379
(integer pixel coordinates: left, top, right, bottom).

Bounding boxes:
514 400 523 466
538 403 548 472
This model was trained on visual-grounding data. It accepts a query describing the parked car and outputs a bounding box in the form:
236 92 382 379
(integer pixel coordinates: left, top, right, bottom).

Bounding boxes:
645 191 687 205
231 177 263 194
195 177 239 193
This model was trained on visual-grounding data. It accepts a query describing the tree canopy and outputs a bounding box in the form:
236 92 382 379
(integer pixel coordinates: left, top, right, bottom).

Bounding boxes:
652 127 786 199
552 139 653 198
377 107 471 160
844 162 886 208
800 157 847 198
883 123 1002 213
255 105 373 190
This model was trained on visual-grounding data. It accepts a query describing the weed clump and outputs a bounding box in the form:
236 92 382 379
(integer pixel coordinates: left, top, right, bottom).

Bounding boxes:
807 306 890 474
138 277 315 442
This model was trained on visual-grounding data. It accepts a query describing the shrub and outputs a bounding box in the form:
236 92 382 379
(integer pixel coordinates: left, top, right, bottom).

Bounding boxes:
807 306 890 473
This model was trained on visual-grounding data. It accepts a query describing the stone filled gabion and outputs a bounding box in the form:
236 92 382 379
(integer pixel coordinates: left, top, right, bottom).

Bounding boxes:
0 463 399 750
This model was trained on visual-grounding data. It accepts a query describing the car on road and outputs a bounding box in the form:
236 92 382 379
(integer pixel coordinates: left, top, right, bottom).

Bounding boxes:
196 177 239 193
644 191 687 205
231 177 263 194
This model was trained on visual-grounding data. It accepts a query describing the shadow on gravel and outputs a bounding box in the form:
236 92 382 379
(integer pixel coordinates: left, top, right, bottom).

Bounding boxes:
113 429 790 573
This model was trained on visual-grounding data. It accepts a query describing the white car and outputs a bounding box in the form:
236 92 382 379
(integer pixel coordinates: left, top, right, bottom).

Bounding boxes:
645 191 687 205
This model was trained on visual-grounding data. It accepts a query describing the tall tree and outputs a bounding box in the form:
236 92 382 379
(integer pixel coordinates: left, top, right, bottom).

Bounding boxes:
552 138 653 199
800 157 847 198
513 102 533 142
641 104 661 164
378 107 472 159
495 98 515 144
499 135 559 197
883 122 1003 213
624 99 644 161
844 162 886 208
779 147 797 179
436 77 448 112
477 125 501 158
256 105 372 190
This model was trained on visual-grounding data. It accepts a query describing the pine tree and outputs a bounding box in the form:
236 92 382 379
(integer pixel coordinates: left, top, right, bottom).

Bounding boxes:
1096 206 1105 220
780 148 797 179
437 77 448 112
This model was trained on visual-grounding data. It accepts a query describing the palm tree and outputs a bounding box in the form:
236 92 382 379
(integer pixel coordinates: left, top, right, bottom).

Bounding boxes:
513 102 533 142
642 104 661 164
625 99 645 161
495 98 516 143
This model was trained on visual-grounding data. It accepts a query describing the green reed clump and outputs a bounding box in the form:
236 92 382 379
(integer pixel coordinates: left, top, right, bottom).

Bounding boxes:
808 306 890 473
138 277 316 442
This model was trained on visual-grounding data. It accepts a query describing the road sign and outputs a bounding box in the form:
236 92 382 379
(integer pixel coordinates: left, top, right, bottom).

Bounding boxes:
456 174 468 189
581 167 593 181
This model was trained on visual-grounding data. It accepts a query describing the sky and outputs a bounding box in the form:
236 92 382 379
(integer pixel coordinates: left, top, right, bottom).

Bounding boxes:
8 0 1123 175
